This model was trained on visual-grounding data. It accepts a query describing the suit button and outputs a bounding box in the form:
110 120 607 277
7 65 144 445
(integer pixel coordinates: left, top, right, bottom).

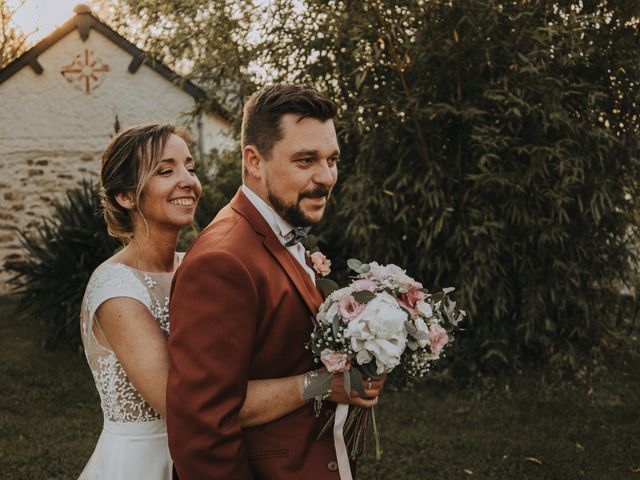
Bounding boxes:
325 409 334 419
328 461 338 471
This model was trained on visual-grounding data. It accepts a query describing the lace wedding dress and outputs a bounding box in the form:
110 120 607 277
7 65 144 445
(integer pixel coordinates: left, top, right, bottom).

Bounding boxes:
78 258 180 480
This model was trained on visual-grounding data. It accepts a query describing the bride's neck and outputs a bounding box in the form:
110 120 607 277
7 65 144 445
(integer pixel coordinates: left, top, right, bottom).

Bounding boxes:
119 229 179 273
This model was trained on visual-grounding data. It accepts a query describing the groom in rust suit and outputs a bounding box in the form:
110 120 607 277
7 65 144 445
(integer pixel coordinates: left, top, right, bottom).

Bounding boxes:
167 85 369 479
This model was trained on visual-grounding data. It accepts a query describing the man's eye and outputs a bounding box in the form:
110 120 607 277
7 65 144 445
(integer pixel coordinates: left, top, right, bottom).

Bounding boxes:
328 157 340 166
158 169 172 175
188 167 197 174
298 158 313 164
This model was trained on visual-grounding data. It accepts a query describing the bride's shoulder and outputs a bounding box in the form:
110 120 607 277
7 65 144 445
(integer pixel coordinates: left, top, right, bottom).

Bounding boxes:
87 261 145 296
84 262 151 314
91 260 134 281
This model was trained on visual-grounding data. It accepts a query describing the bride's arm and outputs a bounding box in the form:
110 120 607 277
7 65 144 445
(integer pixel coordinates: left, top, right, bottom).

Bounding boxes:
94 297 170 416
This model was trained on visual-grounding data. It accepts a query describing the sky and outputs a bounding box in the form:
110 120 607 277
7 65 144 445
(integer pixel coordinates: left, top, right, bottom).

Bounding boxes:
8 0 97 42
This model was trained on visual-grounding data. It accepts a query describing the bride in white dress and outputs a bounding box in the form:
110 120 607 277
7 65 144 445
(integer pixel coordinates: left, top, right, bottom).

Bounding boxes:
78 123 362 480
78 124 198 479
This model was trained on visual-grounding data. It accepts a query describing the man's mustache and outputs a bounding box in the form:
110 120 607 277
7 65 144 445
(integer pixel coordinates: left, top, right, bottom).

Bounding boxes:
299 186 331 200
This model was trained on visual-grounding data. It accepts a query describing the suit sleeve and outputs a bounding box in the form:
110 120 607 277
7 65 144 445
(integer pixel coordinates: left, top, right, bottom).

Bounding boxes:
167 249 258 480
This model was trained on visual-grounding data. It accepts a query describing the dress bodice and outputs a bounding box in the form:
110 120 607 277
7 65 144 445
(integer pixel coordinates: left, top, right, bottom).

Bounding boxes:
80 261 176 423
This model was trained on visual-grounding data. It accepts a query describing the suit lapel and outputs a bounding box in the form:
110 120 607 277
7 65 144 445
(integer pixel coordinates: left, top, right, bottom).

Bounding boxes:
230 188 324 314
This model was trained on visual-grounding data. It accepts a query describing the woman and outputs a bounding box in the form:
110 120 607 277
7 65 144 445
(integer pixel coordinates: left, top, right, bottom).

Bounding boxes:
78 123 382 479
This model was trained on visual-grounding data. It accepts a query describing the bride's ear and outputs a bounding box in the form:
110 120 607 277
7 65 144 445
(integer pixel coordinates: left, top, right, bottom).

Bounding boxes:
115 191 136 210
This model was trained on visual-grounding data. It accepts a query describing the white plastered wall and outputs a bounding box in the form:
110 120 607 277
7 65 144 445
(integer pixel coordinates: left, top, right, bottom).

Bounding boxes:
0 27 232 292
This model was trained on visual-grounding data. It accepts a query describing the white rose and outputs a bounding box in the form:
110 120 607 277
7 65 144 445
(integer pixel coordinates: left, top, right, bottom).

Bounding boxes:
367 262 405 281
345 292 408 374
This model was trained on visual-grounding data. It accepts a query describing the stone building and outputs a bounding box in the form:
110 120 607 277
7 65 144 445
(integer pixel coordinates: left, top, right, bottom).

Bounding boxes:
0 5 232 293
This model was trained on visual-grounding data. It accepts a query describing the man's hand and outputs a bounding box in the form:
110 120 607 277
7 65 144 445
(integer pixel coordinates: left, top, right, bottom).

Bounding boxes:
326 370 386 408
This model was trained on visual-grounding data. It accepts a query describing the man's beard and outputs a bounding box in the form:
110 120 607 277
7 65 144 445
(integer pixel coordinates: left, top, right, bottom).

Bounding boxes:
267 184 331 227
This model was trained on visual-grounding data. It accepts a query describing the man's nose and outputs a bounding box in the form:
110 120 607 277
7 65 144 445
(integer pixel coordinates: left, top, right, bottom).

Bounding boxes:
314 160 336 186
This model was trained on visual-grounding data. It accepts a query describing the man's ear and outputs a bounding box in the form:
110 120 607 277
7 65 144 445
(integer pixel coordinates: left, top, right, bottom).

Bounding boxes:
115 191 136 210
243 145 264 180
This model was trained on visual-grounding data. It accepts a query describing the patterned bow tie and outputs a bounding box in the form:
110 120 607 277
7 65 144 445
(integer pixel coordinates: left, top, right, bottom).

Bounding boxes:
284 227 309 247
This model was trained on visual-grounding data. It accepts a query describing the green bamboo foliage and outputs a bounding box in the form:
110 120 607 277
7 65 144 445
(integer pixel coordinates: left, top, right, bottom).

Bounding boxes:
99 0 640 367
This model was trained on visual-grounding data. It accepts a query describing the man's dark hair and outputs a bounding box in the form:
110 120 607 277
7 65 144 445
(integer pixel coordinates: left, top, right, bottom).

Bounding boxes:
241 84 337 159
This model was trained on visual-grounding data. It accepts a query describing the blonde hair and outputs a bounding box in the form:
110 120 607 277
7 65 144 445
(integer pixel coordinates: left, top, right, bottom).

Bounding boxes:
100 123 191 243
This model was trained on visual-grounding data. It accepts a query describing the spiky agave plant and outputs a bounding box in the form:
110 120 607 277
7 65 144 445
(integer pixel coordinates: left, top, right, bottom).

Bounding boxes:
5 180 120 350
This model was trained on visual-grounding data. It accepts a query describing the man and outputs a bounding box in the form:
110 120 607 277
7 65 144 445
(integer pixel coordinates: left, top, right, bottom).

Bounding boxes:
167 84 371 479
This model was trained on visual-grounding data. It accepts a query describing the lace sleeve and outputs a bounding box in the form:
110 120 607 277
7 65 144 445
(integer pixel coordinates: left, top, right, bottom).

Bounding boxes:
82 264 152 339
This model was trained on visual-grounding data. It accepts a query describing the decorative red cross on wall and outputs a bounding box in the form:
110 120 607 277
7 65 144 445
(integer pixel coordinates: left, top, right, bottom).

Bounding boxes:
61 49 110 94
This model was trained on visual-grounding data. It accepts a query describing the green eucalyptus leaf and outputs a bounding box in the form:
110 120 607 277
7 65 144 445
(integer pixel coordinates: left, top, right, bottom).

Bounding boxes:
343 370 351 395
317 278 339 296
332 313 341 338
358 264 371 273
349 367 367 398
302 373 333 401
347 258 363 271
413 329 428 341
405 320 418 336
353 290 376 304
430 292 445 303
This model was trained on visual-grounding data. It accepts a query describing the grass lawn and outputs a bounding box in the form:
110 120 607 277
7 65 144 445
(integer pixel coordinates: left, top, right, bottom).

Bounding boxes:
1 297 638 479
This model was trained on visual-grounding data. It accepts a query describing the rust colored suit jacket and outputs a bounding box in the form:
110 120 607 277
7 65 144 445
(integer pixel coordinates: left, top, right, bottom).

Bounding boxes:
167 189 341 480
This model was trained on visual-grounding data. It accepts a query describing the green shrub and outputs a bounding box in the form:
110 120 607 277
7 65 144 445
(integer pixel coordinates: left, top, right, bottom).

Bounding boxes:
5 180 120 350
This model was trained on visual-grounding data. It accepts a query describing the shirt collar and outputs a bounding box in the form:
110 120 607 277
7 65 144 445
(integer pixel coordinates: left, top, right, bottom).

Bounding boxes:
241 184 295 243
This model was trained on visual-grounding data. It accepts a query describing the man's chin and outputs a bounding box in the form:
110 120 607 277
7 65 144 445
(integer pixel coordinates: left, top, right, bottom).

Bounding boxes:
300 208 325 225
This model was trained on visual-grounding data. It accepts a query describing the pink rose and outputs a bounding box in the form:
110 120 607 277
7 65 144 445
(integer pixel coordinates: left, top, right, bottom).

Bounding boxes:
338 294 365 322
399 287 426 310
400 278 423 292
428 324 449 356
310 251 331 276
320 349 351 373
349 278 377 292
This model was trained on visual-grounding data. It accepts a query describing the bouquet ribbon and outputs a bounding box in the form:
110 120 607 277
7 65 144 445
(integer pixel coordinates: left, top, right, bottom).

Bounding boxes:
333 403 353 480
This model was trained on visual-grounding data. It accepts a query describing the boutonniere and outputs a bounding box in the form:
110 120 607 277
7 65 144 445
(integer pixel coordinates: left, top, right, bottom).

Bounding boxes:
304 235 337 295
304 234 331 277
308 250 332 277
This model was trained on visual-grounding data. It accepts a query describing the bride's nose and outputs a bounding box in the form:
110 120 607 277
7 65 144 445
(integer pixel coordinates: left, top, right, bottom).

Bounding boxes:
177 167 198 188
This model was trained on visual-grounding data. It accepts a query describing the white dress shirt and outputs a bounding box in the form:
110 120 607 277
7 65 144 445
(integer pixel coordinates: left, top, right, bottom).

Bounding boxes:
242 185 316 284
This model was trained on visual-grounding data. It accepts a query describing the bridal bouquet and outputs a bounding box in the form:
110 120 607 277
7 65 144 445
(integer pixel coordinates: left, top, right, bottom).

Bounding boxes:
304 258 466 460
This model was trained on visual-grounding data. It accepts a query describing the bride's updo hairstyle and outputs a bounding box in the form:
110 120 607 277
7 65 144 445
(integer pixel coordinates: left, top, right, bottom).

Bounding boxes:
100 123 191 243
